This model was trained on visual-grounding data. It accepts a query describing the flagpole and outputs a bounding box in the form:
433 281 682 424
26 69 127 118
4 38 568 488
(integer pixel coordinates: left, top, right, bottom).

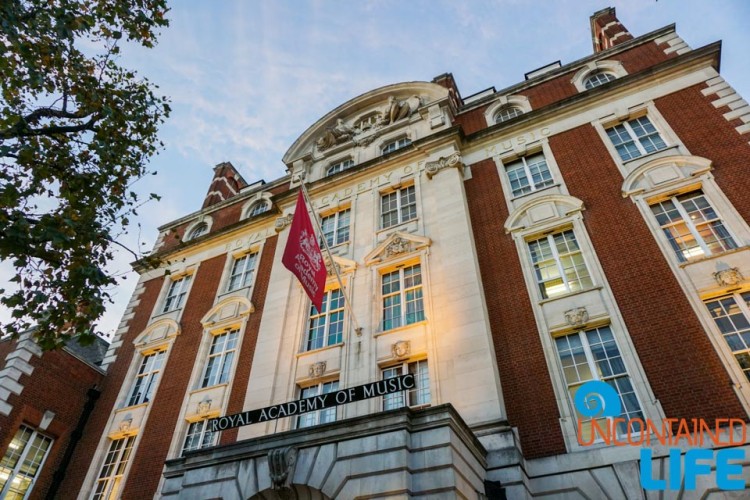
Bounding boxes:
298 181 363 338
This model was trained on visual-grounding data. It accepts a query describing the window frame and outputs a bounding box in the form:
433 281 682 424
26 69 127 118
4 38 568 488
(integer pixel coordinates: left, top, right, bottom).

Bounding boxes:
583 71 616 89
494 105 524 124
305 288 345 351
186 222 208 241
704 291 750 383
181 419 217 455
381 137 411 155
295 380 339 429
126 349 167 407
380 262 425 331
161 275 192 314
0 425 54 500
320 208 351 248
326 158 354 176
527 229 593 300
92 436 136 500
503 152 555 198
649 190 737 263
605 115 668 162
247 201 270 218
380 185 417 229
226 251 259 293
200 328 240 388
381 359 431 410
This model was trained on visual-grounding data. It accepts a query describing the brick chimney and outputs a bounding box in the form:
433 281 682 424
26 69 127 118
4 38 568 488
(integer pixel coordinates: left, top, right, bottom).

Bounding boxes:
432 72 463 108
202 161 248 209
590 7 633 53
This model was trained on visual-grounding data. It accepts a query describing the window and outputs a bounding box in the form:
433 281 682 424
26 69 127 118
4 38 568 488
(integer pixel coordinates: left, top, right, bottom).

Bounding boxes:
0 425 53 499
248 201 269 217
382 360 430 410
326 158 354 176
705 292 750 381
306 289 344 351
201 329 239 387
494 106 524 124
528 230 592 299
181 420 216 455
162 275 191 313
320 209 350 248
606 116 667 161
555 327 643 442
381 137 411 155
584 71 616 89
650 191 736 262
296 381 338 428
505 153 554 197
92 436 135 500
226 252 258 292
382 264 425 331
186 222 208 241
126 350 166 406
380 186 416 229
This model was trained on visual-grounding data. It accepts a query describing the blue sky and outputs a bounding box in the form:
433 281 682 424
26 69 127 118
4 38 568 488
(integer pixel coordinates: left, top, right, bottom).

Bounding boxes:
4 1 748 338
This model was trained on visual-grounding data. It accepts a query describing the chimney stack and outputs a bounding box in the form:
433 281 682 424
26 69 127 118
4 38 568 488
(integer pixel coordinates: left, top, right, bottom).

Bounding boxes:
590 7 633 53
202 161 248 209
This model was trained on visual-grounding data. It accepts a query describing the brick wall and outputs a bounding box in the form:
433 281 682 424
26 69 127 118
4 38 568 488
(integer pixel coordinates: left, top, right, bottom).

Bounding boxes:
549 124 746 423
464 158 566 459
220 235 278 445
58 275 165 498
0 346 103 500
655 83 750 221
121 254 227 499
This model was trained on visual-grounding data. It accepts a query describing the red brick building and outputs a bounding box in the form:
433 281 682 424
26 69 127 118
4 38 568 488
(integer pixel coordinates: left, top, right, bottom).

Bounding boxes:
5 7 750 499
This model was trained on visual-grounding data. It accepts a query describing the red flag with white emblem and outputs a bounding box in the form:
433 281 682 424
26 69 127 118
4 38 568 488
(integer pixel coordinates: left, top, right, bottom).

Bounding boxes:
282 191 327 312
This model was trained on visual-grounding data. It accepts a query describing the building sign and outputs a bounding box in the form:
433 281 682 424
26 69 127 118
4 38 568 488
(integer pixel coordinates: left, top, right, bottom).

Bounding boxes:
209 374 416 432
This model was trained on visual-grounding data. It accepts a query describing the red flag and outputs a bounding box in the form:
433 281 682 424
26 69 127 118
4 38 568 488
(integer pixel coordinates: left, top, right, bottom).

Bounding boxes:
282 191 327 312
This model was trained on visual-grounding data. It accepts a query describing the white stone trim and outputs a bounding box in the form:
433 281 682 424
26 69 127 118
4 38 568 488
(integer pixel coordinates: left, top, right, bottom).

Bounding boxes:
571 60 628 93
483 95 532 127
183 215 213 242
0 331 42 416
702 75 750 144
241 192 274 220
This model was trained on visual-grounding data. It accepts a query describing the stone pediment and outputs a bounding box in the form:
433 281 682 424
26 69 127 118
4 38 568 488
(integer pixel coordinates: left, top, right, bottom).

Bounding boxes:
504 195 585 234
201 297 254 327
325 254 357 277
364 232 431 266
621 155 712 197
283 82 449 165
135 319 180 349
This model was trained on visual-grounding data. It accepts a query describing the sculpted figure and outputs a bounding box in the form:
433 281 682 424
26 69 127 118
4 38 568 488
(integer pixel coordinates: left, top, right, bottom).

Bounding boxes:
316 118 354 151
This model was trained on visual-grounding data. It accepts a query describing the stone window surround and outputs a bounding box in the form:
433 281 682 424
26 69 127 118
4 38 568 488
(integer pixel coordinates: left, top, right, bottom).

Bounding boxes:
483 94 532 127
0 425 54 499
183 215 213 242
571 59 628 93
217 242 264 300
318 205 352 249
505 195 663 452
303 288 346 352
241 193 274 220
373 253 429 335
378 183 418 230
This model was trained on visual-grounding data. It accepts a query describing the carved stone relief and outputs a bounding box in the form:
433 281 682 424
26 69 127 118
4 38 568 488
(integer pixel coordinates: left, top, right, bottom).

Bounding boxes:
391 340 411 359
384 236 410 258
268 446 297 491
714 268 744 287
119 418 133 433
425 152 463 180
564 307 589 328
274 213 293 233
197 399 212 416
308 361 327 379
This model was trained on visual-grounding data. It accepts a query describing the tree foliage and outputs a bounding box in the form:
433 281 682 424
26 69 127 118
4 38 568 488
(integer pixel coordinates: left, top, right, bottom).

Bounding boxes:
0 0 170 349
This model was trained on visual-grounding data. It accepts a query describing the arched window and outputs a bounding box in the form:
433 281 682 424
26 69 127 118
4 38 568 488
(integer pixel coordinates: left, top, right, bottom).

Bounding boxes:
186 222 208 241
247 201 269 218
382 137 411 155
584 71 616 89
326 158 354 176
494 106 524 124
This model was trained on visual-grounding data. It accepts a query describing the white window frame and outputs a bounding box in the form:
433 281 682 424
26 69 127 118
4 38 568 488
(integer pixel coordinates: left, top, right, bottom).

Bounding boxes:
571 60 626 92
605 115 668 162
0 425 53 500
649 190 737 263
320 208 351 248
305 288 345 351
91 436 136 500
380 185 417 229
126 349 166 407
554 327 644 443
504 152 555 198
296 380 339 428
381 262 425 331
583 71 616 89
162 275 192 313
181 420 217 455
226 252 258 292
381 359 431 410
201 328 240 387
326 158 354 176
704 291 750 382
527 229 593 300
247 201 270 217
381 137 411 155
494 105 524 124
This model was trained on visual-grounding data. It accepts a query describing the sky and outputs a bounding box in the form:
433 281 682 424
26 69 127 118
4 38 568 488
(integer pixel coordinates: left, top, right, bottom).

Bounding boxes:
2 0 749 339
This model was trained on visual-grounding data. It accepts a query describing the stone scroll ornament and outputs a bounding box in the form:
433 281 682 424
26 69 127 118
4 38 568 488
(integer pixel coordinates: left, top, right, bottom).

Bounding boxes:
268 447 297 491
281 191 327 312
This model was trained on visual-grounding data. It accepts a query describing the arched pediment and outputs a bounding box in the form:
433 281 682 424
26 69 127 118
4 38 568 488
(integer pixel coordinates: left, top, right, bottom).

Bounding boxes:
283 82 449 165
621 155 712 197
201 296 255 327
135 318 180 348
504 195 585 234
325 254 357 277
364 232 431 266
